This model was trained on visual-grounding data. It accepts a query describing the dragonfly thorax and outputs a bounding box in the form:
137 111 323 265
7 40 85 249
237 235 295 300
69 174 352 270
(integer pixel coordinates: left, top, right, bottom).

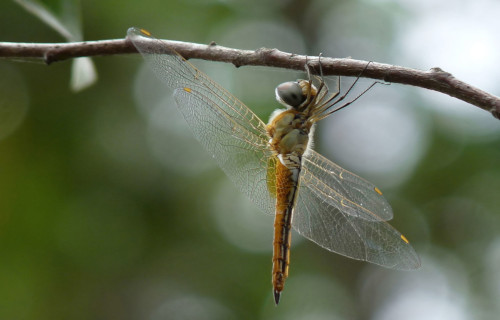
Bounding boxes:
269 79 317 165
266 109 312 165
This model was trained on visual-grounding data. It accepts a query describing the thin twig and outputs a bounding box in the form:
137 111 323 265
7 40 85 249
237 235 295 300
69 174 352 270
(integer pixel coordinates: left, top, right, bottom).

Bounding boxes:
0 36 499 120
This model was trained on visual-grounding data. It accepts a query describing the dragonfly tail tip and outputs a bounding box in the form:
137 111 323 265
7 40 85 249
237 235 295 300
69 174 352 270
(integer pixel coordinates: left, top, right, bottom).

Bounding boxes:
273 290 281 305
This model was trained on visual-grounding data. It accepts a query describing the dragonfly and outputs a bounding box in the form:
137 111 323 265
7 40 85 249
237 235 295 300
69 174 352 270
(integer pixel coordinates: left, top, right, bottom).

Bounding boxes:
128 27 420 305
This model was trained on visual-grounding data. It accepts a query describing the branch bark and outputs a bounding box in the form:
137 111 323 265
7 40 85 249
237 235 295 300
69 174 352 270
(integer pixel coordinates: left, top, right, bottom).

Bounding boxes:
1 36 499 120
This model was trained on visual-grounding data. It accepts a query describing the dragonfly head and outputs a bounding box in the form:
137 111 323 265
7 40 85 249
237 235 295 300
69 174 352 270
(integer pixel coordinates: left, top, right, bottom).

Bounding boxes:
275 80 318 111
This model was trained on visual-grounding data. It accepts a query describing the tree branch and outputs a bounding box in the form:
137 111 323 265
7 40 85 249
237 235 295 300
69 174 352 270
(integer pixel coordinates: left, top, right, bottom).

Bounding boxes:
1 36 499 120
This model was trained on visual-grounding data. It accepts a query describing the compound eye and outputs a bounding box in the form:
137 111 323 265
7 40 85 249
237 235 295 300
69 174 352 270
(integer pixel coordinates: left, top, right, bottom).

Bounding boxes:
275 81 306 108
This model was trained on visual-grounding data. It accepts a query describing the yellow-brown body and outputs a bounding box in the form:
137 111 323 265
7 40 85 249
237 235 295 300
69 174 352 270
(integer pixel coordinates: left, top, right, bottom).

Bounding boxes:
266 108 313 304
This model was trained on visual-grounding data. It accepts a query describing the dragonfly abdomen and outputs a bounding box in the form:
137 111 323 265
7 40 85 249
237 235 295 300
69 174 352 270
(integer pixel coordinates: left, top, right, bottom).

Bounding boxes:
267 107 310 305
272 156 301 305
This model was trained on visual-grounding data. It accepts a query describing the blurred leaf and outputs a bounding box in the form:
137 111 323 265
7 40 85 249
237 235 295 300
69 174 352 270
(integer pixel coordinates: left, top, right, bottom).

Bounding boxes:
70 57 97 92
15 0 98 91
14 0 75 40
58 0 83 41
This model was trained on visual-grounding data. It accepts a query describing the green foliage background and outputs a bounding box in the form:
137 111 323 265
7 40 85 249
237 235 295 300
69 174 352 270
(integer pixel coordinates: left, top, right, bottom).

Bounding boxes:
1 1 499 319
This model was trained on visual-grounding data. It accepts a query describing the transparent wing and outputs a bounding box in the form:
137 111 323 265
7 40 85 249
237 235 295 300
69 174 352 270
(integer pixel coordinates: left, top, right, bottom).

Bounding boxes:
303 150 393 221
293 153 420 270
129 27 419 269
128 27 275 215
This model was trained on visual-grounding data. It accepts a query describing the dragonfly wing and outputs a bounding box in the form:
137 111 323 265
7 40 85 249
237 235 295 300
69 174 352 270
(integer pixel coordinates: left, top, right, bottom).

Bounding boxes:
303 150 393 221
293 160 420 270
173 89 275 214
129 27 275 215
128 28 267 141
